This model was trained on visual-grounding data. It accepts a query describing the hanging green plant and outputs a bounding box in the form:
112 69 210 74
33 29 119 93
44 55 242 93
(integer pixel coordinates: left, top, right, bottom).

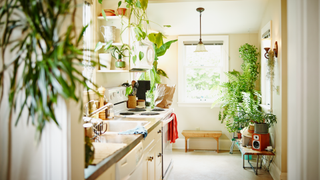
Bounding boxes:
266 49 275 81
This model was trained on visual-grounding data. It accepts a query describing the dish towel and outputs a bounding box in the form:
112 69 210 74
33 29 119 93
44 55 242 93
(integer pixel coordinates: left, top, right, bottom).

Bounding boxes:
118 124 148 139
169 113 178 143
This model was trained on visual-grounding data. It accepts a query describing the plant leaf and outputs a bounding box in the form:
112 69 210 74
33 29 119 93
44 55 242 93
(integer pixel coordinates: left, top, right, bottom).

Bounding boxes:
77 24 88 46
148 33 157 44
132 55 137 64
136 0 142 8
156 39 177 57
139 51 144 60
126 86 133 96
157 68 168 78
118 1 122 7
103 40 113 51
98 0 103 4
140 0 148 11
102 10 108 21
155 33 164 48
94 42 104 52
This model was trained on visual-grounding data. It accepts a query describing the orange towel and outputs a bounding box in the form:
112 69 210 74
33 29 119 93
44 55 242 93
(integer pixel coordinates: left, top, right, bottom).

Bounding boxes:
169 113 178 143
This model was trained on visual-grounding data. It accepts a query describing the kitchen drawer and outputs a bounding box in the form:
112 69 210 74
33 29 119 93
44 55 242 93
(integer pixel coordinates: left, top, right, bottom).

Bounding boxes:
142 123 161 152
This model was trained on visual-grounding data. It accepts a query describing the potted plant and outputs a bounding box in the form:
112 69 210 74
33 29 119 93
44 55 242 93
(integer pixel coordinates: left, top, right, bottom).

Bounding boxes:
215 43 260 133
95 41 131 69
240 91 277 133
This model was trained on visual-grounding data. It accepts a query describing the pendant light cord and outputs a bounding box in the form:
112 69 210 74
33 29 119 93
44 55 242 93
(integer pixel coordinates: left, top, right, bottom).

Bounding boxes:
199 12 202 43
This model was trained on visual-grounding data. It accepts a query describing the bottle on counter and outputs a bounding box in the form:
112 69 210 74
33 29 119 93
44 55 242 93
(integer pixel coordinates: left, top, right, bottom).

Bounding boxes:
92 102 99 119
107 104 114 119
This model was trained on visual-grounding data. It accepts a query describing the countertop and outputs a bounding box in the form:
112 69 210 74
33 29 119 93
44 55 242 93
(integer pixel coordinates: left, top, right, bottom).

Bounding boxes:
84 117 162 180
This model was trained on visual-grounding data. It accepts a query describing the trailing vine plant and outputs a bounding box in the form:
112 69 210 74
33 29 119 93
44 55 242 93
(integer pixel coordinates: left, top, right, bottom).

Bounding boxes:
266 49 275 80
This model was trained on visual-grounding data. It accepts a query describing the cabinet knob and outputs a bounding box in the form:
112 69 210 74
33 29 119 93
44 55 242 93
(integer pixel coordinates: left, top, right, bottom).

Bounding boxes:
157 130 162 134
148 156 154 162
157 153 162 157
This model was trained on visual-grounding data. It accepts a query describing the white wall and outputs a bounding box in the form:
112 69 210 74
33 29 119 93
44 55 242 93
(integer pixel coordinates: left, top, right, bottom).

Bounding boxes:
287 0 320 179
158 34 258 150
258 0 288 179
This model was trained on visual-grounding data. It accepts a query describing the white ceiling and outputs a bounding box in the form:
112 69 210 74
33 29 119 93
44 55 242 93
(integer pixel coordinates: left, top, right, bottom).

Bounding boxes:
147 0 269 35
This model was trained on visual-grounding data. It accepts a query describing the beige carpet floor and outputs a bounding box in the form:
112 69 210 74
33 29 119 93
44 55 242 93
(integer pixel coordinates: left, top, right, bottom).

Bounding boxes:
167 149 273 180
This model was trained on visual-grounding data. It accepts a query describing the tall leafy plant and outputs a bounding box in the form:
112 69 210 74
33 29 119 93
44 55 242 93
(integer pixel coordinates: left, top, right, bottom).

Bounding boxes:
215 43 260 132
0 1 98 176
0 0 96 139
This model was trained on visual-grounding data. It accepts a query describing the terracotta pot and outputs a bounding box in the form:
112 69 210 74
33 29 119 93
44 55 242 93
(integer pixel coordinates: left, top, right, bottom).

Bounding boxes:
237 132 242 139
248 124 255 133
117 8 127 15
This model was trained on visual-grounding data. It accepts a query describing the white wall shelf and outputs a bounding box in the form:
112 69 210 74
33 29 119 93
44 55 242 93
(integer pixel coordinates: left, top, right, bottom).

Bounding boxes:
97 70 129 73
97 16 127 21
99 42 123 46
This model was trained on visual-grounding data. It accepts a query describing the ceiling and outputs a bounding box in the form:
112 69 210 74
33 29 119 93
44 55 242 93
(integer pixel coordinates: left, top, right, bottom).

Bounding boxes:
146 0 269 35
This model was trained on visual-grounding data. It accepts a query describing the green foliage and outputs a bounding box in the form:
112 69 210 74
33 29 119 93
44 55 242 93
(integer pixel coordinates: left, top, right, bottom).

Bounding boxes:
0 0 99 139
216 43 277 132
125 86 133 96
266 50 275 80
216 43 260 132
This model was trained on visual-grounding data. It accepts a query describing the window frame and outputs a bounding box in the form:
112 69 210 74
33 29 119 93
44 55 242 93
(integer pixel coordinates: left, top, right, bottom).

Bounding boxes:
177 35 229 107
260 21 272 112
82 2 94 90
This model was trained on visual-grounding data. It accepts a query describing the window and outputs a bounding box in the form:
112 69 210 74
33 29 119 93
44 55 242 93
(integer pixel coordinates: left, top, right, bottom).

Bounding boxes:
82 1 94 89
178 36 229 107
260 21 272 111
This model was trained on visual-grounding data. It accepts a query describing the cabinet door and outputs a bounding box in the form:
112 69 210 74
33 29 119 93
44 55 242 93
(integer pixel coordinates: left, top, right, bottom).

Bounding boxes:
147 145 155 180
154 140 162 180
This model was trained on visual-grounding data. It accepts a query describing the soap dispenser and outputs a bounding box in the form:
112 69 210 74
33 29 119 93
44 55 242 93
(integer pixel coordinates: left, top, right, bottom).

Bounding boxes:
92 102 99 119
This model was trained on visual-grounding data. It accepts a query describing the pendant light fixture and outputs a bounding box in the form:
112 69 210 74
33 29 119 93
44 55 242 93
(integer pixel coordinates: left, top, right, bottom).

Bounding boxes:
194 7 207 52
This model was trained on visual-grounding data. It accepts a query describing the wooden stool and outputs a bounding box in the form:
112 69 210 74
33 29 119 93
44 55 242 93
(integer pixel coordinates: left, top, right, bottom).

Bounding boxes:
182 130 222 153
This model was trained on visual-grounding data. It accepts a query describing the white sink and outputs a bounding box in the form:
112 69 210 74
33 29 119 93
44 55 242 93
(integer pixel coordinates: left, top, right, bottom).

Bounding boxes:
104 120 149 133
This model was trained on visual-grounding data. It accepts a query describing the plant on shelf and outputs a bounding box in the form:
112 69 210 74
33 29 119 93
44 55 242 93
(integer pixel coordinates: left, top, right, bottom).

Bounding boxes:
215 43 261 132
98 0 177 107
95 41 133 69
98 0 148 63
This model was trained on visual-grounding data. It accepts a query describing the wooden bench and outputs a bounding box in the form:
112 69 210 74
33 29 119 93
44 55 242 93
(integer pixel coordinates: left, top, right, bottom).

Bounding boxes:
181 130 222 153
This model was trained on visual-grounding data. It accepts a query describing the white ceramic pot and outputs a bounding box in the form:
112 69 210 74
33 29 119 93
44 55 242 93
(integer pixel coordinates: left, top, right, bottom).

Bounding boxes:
99 53 112 70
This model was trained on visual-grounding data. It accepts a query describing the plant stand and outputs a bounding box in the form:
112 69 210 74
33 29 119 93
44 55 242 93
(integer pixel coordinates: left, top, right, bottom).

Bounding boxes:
229 132 239 154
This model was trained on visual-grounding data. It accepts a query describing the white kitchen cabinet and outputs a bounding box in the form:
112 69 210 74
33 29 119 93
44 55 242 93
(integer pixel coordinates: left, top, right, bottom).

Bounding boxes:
154 140 162 180
96 164 115 180
142 123 162 180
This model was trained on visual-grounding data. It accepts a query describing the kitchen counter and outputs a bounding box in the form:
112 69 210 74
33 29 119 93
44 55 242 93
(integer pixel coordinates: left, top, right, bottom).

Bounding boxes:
84 117 162 180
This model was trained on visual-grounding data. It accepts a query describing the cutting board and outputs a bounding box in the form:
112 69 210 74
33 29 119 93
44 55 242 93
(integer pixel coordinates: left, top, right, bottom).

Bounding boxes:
91 143 127 165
